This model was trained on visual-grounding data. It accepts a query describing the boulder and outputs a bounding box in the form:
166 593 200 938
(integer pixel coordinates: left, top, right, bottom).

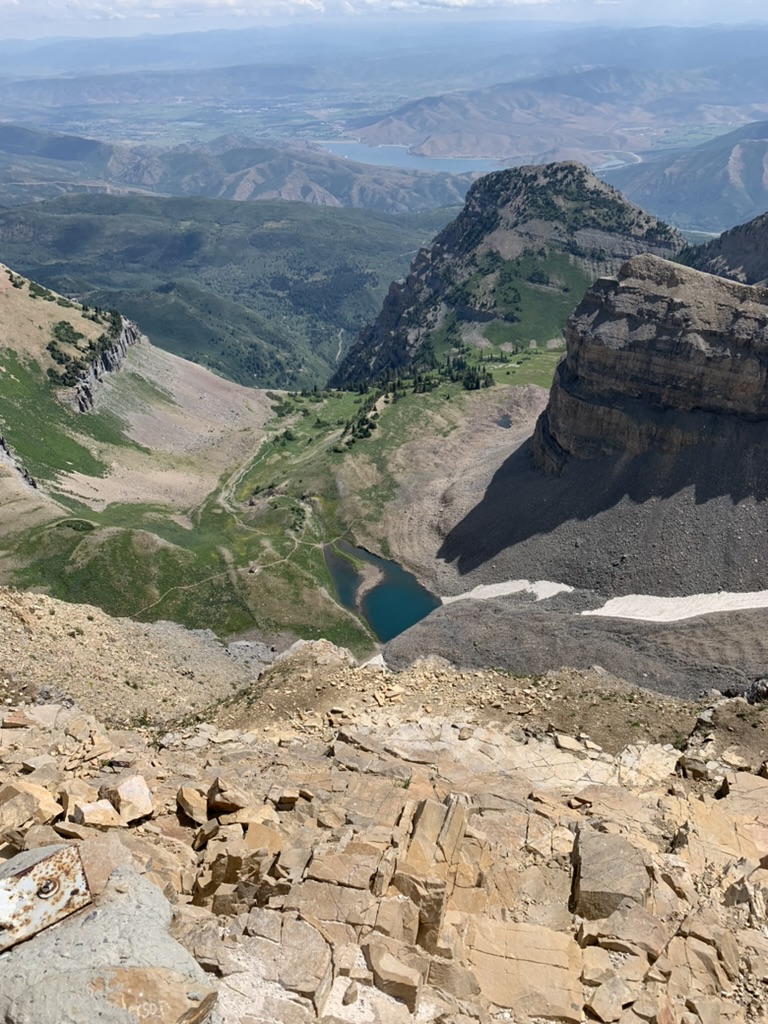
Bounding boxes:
0 780 61 826
571 828 650 920
100 776 154 824
207 777 250 815
364 941 423 1012
0 864 216 1024
72 799 123 830
176 785 209 826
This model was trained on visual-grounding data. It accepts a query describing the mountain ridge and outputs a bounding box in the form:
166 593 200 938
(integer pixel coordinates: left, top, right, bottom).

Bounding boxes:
605 120 768 232
0 123 473 214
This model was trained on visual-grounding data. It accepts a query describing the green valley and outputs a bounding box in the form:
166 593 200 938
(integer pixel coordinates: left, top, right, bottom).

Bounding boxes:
0 261 562 656
0 194 457 389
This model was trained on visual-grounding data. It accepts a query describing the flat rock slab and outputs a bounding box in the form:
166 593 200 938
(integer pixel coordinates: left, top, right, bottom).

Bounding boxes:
0 863 216 1024
466 919 583 1022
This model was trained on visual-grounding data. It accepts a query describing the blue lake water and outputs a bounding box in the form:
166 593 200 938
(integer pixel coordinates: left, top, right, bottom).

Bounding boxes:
317 141 506 176
324 539 441 643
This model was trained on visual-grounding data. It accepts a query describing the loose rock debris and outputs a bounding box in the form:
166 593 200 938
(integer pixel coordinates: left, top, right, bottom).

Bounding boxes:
0 654 767 1024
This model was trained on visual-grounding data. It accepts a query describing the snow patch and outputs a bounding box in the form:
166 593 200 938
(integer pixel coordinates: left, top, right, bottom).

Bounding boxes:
584 589 768 623
442 579 574 604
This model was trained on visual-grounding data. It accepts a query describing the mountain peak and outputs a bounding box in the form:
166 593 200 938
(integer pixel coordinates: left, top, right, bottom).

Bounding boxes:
333 162 683 386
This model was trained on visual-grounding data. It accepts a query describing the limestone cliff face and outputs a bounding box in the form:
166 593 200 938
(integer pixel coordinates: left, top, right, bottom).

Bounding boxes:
74 318 142 412
533 254 768 473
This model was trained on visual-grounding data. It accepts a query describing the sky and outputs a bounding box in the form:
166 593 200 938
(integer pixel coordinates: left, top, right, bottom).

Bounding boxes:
1 0 766 38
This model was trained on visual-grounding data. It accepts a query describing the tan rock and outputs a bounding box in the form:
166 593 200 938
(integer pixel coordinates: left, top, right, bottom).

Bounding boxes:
586 975 636 1022
0 788 39 830
0 780 61 825
616 744 680 788
427 957 481 1001
72 799 123 829
583 946 615 985
170 905 221 973
307 849 380 890
207 776 250 814
21 754 56 774
571 828 650 920
717 771 768 818
374 895 419 944
392 866 447 953
92 966 217 1023
597 905 670 958
59 779 99 819
244 822 282 856
219 804 278 826
79 832 146 894
3 709 33 728
278 917 333 1013
364 941 423 1012
283 879 378 930
100 775 154 824
466 918 583 1022
686 994 739 1024
176 785 208 825
556 734 585 754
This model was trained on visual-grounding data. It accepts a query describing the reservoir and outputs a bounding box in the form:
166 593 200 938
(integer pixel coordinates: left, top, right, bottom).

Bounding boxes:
317 141 506 176
324 539 441 643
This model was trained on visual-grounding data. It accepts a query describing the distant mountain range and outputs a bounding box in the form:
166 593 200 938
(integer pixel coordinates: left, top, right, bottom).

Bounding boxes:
605 121 768 232
0 125 472 214
350 63 768 166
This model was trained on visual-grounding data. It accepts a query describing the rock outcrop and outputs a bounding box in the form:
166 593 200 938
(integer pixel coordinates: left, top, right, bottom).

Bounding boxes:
333 162 683 386
74 317 142 412
0 434 36 489
533 254 768 473
682 209 768 286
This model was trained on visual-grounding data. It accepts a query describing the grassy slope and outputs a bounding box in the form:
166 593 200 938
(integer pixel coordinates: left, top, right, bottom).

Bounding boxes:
0 266 372 650
0 195 456 389
432 250 593 358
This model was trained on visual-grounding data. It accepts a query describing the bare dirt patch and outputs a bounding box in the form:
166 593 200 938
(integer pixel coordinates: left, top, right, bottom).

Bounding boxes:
57 339 273 512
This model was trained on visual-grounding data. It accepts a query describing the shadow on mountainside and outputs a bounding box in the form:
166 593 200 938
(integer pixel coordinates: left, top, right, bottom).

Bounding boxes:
437 424 768 597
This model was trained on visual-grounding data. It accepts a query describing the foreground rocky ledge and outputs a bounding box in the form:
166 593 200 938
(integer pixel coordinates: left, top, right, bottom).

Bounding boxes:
0 653 767 1023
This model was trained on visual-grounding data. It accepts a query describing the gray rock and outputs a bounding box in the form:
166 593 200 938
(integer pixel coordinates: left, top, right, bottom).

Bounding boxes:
570 827 650 920
0 863 216 1024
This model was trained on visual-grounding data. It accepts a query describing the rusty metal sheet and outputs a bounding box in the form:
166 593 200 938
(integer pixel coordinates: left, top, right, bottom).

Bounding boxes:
0 845 92 952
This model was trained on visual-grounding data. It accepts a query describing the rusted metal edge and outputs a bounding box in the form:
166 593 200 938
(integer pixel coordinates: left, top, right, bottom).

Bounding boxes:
0 845 92 952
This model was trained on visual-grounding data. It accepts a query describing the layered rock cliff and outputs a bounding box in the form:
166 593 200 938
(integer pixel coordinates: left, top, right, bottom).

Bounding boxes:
333 162 683 386
533 254 768 473
73 316 142 412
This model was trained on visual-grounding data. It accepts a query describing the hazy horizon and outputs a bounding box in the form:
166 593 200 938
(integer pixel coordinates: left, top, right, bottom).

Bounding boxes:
1 1 767 41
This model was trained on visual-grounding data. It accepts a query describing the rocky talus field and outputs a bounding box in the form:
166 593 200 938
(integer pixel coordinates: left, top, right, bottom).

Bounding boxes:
0 593 768 1024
